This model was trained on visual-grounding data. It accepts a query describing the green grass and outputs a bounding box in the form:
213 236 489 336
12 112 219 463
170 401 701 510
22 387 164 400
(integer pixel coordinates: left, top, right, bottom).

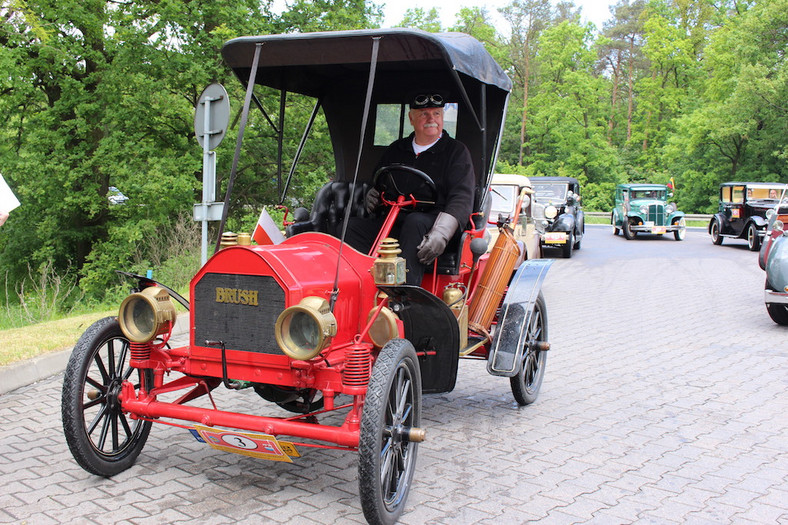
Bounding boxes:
0 289 190 368
0 310 115 366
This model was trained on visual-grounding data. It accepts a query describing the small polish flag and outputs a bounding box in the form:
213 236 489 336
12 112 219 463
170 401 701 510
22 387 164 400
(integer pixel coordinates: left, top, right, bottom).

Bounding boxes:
253 207 285 245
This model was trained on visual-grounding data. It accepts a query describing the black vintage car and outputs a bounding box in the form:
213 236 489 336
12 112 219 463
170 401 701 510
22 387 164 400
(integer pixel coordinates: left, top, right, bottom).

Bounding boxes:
531 176 585 258
709 182 788 251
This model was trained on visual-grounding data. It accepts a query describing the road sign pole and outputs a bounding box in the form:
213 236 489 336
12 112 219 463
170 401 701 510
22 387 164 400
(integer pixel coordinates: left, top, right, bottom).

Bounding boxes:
193 83 230 265
200 96 213 265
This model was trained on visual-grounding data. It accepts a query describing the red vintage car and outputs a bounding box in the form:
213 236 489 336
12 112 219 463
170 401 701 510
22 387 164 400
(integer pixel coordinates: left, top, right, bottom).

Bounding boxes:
61 29 552 525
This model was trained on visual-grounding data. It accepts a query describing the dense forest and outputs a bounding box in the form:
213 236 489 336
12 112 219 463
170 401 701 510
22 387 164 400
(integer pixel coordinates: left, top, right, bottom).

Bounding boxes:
0 0 786 308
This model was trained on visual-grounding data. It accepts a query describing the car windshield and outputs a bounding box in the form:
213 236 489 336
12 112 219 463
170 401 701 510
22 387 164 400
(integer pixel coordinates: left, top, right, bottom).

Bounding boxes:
490 184 518 215
747 186 788 200
533 183 568 203
630 189 665 200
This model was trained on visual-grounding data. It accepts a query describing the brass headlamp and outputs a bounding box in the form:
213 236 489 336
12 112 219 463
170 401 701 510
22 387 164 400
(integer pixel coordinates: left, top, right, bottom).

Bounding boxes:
275 296 337 360
118 286 177 343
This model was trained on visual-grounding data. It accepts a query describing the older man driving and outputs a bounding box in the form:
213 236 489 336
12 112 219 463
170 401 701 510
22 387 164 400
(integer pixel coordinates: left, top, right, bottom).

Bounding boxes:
345 93 475 285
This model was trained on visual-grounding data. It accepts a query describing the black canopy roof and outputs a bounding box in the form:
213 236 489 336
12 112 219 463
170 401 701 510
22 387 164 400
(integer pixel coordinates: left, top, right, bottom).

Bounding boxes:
221 29 512 96
221 29 512 206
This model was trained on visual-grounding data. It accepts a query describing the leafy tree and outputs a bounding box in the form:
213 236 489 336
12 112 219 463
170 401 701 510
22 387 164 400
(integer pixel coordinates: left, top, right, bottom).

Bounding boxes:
277 0 382 33
662 0 787 210
598 0 647 145
397 7 442 32
499 0 552 165
526 20 618 183
0 0 275 298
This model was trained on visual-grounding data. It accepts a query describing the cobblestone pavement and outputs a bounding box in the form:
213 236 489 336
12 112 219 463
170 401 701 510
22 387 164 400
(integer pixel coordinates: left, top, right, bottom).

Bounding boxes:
1 226 786 524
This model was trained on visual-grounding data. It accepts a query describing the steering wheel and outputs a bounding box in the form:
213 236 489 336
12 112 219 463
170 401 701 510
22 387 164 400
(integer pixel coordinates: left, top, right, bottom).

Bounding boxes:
372 164 438 209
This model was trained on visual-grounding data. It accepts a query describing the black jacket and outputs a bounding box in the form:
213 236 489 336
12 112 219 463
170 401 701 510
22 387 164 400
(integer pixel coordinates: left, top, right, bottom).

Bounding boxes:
378 131 475 227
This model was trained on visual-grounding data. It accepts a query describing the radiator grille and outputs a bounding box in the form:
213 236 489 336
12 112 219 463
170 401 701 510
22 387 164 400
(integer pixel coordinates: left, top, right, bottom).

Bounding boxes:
647 204 666 226
194 273 286 354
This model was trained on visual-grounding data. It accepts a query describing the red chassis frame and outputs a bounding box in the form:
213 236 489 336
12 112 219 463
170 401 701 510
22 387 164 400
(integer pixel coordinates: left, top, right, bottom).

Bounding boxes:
117 194 490 452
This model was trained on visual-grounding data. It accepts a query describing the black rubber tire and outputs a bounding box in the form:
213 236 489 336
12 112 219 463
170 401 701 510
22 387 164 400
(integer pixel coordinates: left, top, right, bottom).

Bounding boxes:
359 339 422 525
747 223 761 251
510 292 548 406
674 218 686 241
623 220 636 240
765 281 788 325
62 317 152 477
612 214 619 236
253 384 325 414
562 232 573 258
710 219 723 245
766 303 788 325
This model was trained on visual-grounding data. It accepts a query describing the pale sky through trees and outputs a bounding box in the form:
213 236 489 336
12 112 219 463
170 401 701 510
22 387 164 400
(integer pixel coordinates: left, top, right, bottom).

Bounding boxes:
381 0 616 31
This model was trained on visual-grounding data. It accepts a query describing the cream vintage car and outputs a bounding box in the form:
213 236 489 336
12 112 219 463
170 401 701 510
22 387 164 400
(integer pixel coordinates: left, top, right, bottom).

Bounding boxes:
487 173 542 265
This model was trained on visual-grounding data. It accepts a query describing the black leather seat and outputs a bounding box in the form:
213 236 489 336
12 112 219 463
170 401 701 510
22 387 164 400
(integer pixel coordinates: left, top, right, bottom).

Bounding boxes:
287 181 370 237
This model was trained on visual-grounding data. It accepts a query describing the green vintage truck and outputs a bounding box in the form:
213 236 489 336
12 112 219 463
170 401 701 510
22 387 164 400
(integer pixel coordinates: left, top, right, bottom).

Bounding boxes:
611 183 686 241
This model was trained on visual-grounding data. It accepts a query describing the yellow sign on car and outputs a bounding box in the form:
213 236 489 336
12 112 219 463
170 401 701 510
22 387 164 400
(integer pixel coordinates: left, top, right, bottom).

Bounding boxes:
544 232 567 244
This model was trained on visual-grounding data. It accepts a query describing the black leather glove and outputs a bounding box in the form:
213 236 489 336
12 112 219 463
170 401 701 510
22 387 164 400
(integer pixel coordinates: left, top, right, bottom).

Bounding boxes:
417 212 459 264
365 187 380 214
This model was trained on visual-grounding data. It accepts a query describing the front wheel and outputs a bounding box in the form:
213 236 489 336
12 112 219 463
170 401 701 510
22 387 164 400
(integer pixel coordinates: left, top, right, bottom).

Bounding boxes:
562 232 573 258
747 223 761 251
766 303 788 325
359 339 422 525
766 281 788 325
62 317 152 477
510 292 548 406
623 220 636 240
674 218 686 241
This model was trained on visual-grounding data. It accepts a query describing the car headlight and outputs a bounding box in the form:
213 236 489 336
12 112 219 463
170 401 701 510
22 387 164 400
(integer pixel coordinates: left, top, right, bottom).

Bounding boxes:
366 306 399 348
639 204 649 214
275 296 337 360
775 220 784 233
118 287 177 343
666 204 675 214
545 205 557 219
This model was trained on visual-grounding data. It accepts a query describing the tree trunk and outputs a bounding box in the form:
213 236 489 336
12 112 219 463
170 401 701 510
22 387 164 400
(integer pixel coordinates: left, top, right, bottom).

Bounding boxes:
626 36 636 141
608 52 622 145
519 32 532 166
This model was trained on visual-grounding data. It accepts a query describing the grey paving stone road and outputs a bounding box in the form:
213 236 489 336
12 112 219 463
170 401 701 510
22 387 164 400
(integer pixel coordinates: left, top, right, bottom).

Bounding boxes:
1 225 786 524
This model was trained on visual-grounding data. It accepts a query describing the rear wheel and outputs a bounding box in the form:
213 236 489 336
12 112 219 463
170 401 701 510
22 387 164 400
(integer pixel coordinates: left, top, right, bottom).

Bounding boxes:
253 385 324 414
62 317 152 476
510 293 548 406
747 223 761 251
710 219 723 245
359 339 422 525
